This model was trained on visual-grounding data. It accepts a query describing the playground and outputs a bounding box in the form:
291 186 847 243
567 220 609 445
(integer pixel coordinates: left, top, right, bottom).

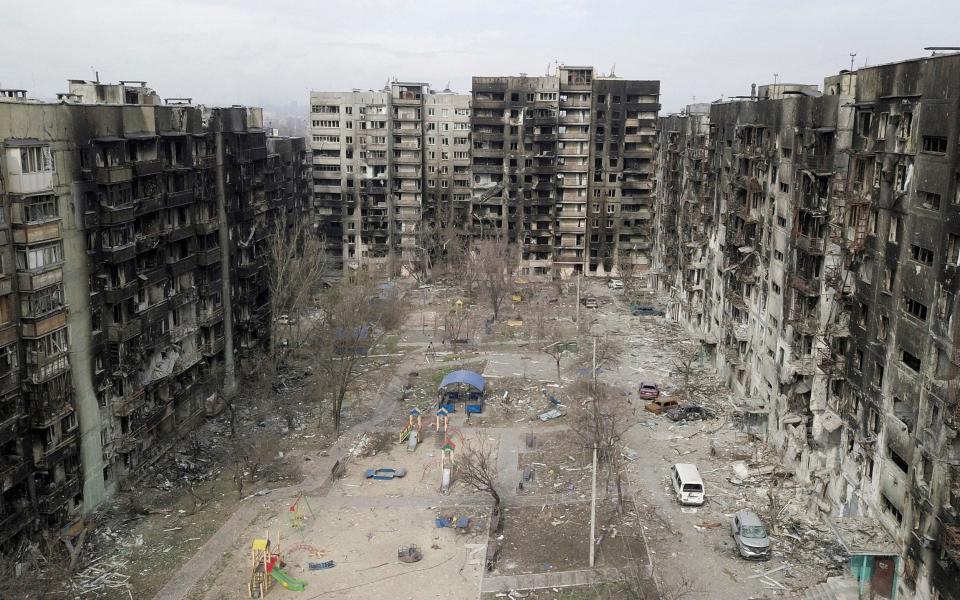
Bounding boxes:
190 499 486 600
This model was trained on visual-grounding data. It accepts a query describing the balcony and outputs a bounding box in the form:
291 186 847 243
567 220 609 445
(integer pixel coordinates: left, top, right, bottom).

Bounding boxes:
96 165 133 185
201 337 225 357
38 476 80 514
17 267 62 292
166 189 194 207
33 433 77 470
100 204 135 225
134 195 162 216
134 159 163 177
102 242 137 264
0 510 26 545
29 400 72 429
794 233 825 255
166 222 194 243
800 153 834 173
732 323 751 341
0 456 28 487
137 298 169 324
237 146 268 163
0 412 19 446
791 274 822 297
194 219 220 236
790 355 819 376
195 247 221 266
20 310 66 339
107 319 142 343
196 154 216 169
166 254 197 276
198 306 224 327
12 220 61 245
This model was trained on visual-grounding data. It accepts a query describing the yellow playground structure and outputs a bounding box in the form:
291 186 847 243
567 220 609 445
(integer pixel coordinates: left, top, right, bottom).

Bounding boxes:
248 532 308 597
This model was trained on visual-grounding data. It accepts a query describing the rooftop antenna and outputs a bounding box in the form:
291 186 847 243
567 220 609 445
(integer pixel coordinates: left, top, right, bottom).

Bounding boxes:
849 53 857 71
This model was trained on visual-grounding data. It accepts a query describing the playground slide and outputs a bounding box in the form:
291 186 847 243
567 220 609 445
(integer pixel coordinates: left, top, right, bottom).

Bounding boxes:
271 567 308 592
440 466 451 494
407 429 418 451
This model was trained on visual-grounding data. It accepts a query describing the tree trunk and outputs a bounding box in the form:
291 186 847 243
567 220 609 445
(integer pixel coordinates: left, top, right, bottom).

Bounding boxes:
489 487 501 510
555 358 561 382
228 401 237 438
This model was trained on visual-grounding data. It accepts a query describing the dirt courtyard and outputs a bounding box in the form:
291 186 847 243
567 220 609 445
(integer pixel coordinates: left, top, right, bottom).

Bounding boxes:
188 500 487 600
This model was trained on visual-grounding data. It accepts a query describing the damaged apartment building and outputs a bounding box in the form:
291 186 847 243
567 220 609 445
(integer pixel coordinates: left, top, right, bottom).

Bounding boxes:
311 67 659 279
0 81 310 548
654 54 960 599
472 67 659 279
310 82 472 272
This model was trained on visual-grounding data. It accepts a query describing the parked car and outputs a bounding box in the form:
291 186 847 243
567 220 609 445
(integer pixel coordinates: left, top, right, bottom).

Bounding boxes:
730 510 771 559
631 304 665 317
608 279 624 290
644 397 679 415
581 296 598 309
638 382 661 399
665 404 715 422
670 463 705 506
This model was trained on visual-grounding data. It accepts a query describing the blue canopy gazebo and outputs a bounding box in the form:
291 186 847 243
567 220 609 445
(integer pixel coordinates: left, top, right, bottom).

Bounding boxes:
437 370 486 414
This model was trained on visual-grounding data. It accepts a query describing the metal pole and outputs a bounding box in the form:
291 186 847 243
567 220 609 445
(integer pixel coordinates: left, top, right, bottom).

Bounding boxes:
576 274 581 324
589 337 597 567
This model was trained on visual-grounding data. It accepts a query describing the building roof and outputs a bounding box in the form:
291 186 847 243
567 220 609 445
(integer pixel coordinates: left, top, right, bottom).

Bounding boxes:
438 370 485 393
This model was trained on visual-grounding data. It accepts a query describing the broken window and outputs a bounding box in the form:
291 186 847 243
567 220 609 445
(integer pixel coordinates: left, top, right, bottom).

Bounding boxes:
889 215 901 244
879 315 889 341
857 111 872 136
909 244 934 266
901 349 922 372
18 146 54 173
882 266 895 293
878 113 889 139
888 446 908 473
917 191 941 210
922 136 948 154
904 296 929 321
898 112 913 139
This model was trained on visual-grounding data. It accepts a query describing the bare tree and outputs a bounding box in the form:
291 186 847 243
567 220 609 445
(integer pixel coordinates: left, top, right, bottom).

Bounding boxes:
457 436 503 510
577 334 624 381
542 330 577 382
569 382 629 510
443 301 473 343
266 211 327 366
311 273 405 435
670 343 703 403
474 235 516 321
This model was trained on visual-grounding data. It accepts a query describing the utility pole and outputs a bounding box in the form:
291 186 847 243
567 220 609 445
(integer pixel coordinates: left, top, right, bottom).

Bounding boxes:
576 274 581 324
589 337 598 567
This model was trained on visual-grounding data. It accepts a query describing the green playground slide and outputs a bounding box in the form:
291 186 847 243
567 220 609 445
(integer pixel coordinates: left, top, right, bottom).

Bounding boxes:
271 567 307 592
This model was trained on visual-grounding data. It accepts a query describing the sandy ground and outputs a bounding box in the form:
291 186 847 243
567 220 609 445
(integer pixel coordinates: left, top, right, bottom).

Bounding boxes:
191 503 485 600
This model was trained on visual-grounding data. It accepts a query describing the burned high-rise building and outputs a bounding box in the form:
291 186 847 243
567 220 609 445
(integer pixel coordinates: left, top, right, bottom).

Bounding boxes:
0 80 310 548
309 83 471 273
655 54 960 600
471 67 660 279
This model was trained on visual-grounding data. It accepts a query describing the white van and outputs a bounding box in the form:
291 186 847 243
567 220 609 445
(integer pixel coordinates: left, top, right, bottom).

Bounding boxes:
670 463 705 506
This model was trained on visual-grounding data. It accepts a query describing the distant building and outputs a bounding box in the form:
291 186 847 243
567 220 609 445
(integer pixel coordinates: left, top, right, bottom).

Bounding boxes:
310 67 660 279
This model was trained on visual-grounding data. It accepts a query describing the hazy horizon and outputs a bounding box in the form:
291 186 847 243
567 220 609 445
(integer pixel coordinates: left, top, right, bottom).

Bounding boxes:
2 0 958 115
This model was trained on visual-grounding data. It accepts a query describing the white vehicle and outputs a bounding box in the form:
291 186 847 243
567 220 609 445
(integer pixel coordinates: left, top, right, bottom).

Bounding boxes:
670 463 705 506
608 279 624 289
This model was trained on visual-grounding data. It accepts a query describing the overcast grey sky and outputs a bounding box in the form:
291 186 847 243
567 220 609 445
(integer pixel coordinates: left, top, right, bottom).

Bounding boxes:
2 0 958 114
